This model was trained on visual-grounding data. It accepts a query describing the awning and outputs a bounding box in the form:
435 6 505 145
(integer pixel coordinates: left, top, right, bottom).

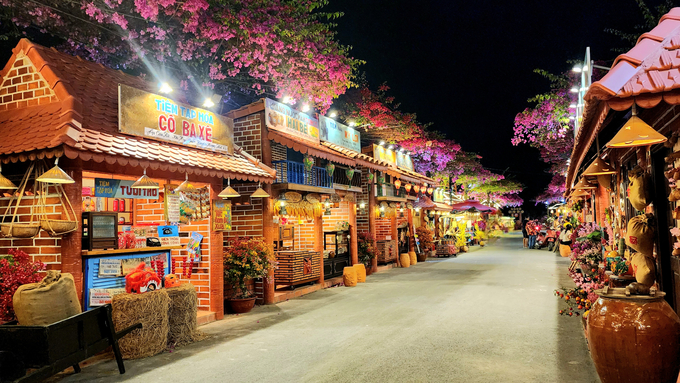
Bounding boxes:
267 131 356 167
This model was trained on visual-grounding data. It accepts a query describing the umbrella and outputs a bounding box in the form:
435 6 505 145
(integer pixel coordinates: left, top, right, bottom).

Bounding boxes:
449 200 495 213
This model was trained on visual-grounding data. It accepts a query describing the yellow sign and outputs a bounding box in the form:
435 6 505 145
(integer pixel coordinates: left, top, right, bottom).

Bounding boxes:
118 84 234 154
373 144 397 166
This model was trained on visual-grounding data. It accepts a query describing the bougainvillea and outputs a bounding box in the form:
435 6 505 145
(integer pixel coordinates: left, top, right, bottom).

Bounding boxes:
0 249 45 322
1 0 362 111
535 174 567 205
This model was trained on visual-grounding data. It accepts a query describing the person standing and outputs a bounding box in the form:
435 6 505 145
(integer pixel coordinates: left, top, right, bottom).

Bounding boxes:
527 220 538 249
521 219 528 248
559 223 573 257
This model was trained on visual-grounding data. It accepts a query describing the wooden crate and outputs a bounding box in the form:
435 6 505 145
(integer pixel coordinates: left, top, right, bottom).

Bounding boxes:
275 250 321 286
377 240 397 264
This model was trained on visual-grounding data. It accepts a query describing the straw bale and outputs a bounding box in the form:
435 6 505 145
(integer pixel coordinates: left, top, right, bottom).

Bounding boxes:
167 283 204 347
112 289 169 359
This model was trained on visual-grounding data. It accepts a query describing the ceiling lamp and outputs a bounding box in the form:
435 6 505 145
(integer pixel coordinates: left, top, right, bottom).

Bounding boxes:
574 178 597 190
582 158 616 176
218 178 241 198
175 173 196 193
36 158 75 184
0 164 17 189
394 179 402 190
131 168 159 189
250 183 270 198
606 104 667 148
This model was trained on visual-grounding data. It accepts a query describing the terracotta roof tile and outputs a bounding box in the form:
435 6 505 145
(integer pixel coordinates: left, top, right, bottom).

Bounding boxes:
0 39 274 181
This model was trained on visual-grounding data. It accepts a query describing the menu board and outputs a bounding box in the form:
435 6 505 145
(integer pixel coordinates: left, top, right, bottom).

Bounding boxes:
264 98 319 144
212 200 232 231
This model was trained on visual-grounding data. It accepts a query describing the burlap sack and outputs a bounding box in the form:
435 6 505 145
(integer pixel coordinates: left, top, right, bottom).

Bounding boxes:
626 214 655 255
628 166 651 212
13 271 81 326
631 253 656 287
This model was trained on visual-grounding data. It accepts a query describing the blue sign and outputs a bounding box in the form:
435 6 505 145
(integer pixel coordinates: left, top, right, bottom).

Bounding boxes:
319 115 361 153
157 225 179 237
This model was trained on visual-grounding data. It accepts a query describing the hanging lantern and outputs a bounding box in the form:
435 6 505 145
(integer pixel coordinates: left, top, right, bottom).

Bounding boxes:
345 168 356 181
413 184 421 194
218 178 241 198
303 155 314 172
427 187 434 195
606 104 667 148
378 174 385 185
394 179 402 190
324 200 332 215
130 168 158 189
404 183 412 193
367 172 375 183
250 183 270 198
325 163 335 177
0 164 17 190
582 158 615 176
175 172 196 193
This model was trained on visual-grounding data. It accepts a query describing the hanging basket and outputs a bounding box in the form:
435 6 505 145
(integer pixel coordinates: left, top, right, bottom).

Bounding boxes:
0 163 40 239
345 168 355 181
0 223 40 238
40 219 78 236
367 173 375 183
325 163 335 177
303 155 314 172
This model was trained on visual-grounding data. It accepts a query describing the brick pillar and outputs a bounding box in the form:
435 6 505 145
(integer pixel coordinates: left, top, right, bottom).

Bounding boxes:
368 183 377 272
60 161 83 305
315 215 324 284
349 200 358 265
262 186 275 304
210 181 224 319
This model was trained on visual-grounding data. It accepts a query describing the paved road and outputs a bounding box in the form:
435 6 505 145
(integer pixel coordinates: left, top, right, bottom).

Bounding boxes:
60 233 599 383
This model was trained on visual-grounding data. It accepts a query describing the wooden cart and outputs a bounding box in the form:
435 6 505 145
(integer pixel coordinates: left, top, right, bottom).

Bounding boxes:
0 304 141 383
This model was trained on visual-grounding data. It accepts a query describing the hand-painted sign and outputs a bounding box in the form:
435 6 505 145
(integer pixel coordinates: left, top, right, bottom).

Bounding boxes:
118 84 234 154
94 178 159 199
319 116 360 152
264 98 319 144
212 200 232 231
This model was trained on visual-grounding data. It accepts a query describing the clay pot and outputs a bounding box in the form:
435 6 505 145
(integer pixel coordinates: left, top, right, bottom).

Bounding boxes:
587 289 680 383
227 297 256 314
416 251 428 262
409 251 417 265
399 253 410 268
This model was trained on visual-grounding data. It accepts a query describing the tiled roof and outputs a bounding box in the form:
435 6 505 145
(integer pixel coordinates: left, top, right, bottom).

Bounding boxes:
267 130 357 167
0 39 274 182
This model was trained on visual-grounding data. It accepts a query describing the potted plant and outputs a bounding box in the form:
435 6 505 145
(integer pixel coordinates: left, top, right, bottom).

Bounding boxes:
223 237 275 314
357 231 378 275
416 227 435 261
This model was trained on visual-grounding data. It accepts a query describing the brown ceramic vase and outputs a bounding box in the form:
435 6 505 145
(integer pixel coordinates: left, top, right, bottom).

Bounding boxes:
227 297 256 314
587 289 680 383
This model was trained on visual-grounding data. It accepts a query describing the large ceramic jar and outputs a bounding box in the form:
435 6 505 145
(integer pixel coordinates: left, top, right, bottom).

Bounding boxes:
587 289 680 383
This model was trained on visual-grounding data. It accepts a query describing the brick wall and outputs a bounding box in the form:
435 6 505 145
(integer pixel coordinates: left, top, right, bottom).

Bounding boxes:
272 142 287 162
0 194 63 269
0 53 58 111
233 113 262 161
224 184 264 240
357 168 371 232
375 217 392 240
136 196 214 311
322 201 352 232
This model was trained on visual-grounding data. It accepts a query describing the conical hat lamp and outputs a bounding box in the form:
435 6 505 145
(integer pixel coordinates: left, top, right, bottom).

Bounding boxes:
250 183 270 198
606 104 667 148
582 158 616 176
572 189 590 198
175 172 196 193
575 178 597 190
218 178 240 198
36 158 74 184
0 164 17 189
131 168 159 189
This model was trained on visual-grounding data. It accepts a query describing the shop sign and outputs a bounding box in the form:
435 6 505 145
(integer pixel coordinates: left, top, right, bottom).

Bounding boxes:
264 98 319 144
373 144 397 166
118 84 234 154
212 200 232 231
89 288 125 307
95 178 159 199
319 116 360 152
396 151 414 171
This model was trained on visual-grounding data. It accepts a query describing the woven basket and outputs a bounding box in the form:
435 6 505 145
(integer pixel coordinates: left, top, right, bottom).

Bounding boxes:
1 223 40 238
40 219 77 236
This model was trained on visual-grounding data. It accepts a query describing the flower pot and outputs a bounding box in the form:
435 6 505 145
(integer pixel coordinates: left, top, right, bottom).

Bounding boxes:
416 251 428 262
587 288 680 383
227 297 256 314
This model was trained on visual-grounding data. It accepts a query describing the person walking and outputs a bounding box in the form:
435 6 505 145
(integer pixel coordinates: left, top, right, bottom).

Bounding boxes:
559 223 573 257
527 220 538 249
522 219 528 248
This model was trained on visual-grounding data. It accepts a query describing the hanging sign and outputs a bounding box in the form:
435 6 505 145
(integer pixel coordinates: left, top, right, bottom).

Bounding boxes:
95 178 159 199
264 98 319 144
212 200 232 231
118 84 234 154
319 116 360 152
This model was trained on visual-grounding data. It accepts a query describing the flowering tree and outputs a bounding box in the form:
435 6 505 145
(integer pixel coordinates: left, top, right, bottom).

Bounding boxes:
1 0 361 111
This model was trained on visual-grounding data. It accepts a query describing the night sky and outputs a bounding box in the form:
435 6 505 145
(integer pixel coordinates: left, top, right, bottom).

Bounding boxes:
327 0 672 217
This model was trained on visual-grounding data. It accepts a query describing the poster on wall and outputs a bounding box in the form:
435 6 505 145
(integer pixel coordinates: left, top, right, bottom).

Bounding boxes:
164 185 181 224
177 186 210 224
89 288 126 307
95 178 159 199
119 84 234 154
264 98 319 144
318 116 361 152
212 199 232 231
98 259 122 277
157 225 181 246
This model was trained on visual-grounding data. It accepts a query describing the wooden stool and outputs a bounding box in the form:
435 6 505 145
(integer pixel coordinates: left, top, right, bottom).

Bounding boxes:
353 264 366 283
400 253 410 268
343 267 357 287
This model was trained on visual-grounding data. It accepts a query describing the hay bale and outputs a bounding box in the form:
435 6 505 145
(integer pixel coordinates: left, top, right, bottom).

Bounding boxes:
400 253 410 268
112 289 169 359
343 267 357 287
353 264 366 283
167 283 201 347
409 251 417 265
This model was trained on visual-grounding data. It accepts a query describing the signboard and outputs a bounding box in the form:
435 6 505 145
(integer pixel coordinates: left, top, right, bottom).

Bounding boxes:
264 98 319 144
95 178 159 199
157 225 180 246
319 116 360 152
396 151 414 171
212 200 232 231
89 288 125 307
98 259 122 277
118 84 234 154
164 185 180 223
373 144 397 166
